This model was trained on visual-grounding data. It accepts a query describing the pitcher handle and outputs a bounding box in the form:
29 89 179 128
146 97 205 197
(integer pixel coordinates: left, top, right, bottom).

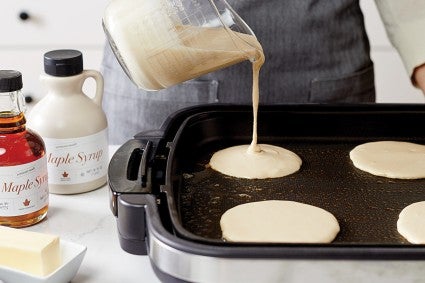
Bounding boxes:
82 70 104 106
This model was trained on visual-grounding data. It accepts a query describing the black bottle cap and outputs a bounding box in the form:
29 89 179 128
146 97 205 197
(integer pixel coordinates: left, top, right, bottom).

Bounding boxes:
0 70 23 92
44 49 83 77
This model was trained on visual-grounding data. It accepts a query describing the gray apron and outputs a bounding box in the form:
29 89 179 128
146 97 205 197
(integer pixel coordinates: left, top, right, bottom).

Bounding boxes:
101 0 375 145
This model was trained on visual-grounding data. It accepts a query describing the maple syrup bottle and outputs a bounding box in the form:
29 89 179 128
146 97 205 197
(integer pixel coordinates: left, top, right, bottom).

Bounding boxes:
0 70 49 227
27 50 108 194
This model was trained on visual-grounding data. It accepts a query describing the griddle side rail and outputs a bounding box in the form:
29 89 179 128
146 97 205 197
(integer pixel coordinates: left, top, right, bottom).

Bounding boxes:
108 137 168 255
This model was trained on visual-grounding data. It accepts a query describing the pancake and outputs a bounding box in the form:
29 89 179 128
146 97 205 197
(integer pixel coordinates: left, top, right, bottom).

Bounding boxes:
349 141 425 179
397 201 425 244
209 144 302 179
220 200 340 243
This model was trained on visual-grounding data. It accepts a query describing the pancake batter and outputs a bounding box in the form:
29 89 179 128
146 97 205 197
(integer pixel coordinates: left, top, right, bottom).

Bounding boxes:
210 144 301 179
220 200 340 243
349 141 425 179
209 40 302 179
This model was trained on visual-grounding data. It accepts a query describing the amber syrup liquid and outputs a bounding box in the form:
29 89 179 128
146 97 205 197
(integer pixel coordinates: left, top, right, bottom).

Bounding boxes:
0 112 48 227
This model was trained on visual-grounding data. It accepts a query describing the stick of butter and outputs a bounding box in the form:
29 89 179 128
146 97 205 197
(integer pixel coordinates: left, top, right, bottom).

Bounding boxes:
0 226 61 276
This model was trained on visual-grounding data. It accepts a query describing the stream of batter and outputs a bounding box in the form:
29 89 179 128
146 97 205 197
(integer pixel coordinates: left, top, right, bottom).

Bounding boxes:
209 31 302 179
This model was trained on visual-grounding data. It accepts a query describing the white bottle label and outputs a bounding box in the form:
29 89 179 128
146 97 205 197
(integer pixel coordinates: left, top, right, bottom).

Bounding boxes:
0 157 49 217
44 129 108 185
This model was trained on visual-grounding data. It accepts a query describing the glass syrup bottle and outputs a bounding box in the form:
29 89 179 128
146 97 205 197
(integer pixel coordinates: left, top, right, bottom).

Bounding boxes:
0 70 49 227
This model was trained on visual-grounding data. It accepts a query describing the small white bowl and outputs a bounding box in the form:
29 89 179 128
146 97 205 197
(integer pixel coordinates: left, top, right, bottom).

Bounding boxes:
0 240 87 283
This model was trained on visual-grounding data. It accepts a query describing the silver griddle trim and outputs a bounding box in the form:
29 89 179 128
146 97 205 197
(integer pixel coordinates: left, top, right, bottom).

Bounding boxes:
148 220 425 283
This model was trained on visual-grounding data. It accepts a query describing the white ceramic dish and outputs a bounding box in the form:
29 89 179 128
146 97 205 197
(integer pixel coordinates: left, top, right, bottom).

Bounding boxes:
0 240 87 283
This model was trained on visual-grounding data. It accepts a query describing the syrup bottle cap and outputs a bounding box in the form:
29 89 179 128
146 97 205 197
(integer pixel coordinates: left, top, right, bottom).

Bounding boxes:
44 49 83 77
0 70 23 92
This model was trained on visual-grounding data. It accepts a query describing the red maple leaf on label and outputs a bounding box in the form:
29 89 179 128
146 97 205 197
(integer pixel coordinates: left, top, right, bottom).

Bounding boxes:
62 171 69 178
23 199 30 206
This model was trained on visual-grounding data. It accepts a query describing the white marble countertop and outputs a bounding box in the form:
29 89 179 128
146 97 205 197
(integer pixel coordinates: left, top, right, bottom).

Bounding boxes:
24 146 160 283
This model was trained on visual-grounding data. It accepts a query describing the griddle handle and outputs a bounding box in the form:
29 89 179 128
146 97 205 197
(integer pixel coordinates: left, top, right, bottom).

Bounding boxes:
126 141 152 187
117 194 157 255
108 139 154 216
109 139 148 191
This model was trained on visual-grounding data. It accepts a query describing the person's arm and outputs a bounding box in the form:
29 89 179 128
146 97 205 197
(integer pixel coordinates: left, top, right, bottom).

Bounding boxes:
374 1 425 94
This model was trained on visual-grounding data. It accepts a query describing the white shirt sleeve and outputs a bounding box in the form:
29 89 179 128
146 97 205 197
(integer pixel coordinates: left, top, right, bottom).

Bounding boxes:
374 0 425 79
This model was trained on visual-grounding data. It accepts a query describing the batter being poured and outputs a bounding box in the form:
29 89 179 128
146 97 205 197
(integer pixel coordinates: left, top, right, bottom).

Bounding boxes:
209 39 302 179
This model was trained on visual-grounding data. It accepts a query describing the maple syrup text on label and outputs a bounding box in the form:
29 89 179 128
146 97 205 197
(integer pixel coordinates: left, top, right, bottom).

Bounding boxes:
77 149 103 165
47 149 104 167
2 173 48 195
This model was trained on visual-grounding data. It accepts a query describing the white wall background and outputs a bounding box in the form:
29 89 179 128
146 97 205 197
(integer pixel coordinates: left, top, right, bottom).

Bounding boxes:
360 0 425 103
0 0 109 108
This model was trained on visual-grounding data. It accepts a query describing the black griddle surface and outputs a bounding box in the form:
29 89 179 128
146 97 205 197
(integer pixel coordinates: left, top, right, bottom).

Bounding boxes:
180 141 425 243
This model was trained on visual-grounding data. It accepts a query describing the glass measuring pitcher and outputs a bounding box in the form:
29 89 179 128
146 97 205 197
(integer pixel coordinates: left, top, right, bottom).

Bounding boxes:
103 0 263 91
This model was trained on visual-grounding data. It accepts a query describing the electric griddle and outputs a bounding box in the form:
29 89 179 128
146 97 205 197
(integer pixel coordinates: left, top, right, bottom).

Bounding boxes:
108 104 425 282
